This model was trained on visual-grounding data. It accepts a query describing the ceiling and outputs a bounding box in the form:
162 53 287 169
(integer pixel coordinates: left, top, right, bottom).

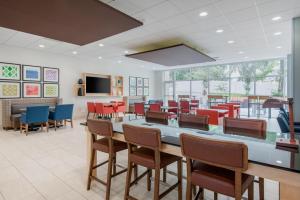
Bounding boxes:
0 0 299 70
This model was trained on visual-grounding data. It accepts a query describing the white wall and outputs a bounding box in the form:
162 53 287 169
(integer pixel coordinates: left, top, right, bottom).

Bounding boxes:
0 45 156 125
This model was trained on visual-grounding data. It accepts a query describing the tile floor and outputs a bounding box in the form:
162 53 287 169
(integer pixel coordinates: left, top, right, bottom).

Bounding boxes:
0 120 279 200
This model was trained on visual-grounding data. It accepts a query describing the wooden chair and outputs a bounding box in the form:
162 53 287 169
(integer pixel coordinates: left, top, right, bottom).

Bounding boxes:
178 113 209 131
196 109 221 125
87 119 127 200
180 133 254 200
223 117 267 199
149 103 161 112
123 124 182 200
134 102 145 117
145 111 169 125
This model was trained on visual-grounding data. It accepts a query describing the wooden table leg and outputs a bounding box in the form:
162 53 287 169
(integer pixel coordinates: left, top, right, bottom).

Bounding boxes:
86 127 97 176
280 182 300 200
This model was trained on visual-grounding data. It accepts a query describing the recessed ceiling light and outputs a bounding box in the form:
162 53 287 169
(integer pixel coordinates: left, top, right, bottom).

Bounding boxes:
276 46 282 49
273 32 282 36
98 56 102 59
227 40 235 44
272 16 282 21
238 51 244 54
124 50 129 54
244 56 249 59
199 12 208 17
117 60 122 63
99 43 104 47
276 160 282 164
72 51 77 55
216 29 224 33
39 44 45 48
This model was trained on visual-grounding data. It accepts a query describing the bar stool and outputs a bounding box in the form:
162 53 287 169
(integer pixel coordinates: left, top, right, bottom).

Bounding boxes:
87 119 127 200
123 124 182 200
180 133 254 200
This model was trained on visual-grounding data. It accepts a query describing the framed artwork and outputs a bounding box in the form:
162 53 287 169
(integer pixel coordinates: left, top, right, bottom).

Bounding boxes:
22 65 41 81
143 78 149 87
137 87 143 96
44 67 59 82
143 87 149 96
137 77 143 87
0 62 21 80
0 82 21 99
129 76 136 87
43 83 59 98
23 82 41 98
129 87 136 96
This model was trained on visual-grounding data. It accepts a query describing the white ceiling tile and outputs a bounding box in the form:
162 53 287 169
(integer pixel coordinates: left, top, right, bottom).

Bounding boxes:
5 32 42 47
225 6 258 24
0 27 16 44
169 0 213 12
146 1 181 20
215 0 255 14
257 0 296 16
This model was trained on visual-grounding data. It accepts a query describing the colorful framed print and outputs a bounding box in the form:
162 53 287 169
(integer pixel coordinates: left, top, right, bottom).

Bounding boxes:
143 87 149 96
143 78 149 87
137 77 143 87
44 67 59 82
23 83 41 98
129 87 136 96
43 84 59 98
137 87 143 96
129 76 136 87
22 65 41 81
0 82 21 99
0 62 21 80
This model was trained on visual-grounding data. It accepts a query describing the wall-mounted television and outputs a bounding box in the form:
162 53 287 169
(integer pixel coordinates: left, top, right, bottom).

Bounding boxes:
85 74 111 95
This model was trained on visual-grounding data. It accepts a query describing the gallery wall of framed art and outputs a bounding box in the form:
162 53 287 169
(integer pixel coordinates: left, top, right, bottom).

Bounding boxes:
0 61 60 99
129 76 149 96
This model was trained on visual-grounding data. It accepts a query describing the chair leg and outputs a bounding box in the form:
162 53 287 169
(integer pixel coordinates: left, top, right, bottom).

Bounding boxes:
106 154 113 200
214 192 218 200
54 121 57 131
186 175 192 200
199 188 204 200
192 185 197 196
124 161 133 200
71 120 73 128
64 120 67 126
177 160 182 200
162 167 167 182
134 164 138 184
248 180 254 200
20 123 22 134
259 177 264 200
87 148 96 190
25 124 29 136
147 168 152 191
113 155 117 175
153 166 160 200
46 122 49 132
41 123 43 131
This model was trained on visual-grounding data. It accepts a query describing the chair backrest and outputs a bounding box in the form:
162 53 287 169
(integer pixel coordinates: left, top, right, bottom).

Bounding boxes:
149 103 161 112
223 117 267 139
53 104 74 120
87 119 113 137
277 113 290 133
145 111 168 125
180 100 189 109
156 100 164 106
26 106 49 123
123 124 161 150
168 100 178 107
218 104 235 117
178 114 209 130
134 102 145 115
180 133 248 170
191 99 199 104
87 102 96 113
196 109 219 125
95 103 104 113
280 107 289 121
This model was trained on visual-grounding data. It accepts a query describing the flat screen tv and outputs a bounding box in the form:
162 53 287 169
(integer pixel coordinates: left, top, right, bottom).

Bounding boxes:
85 75 111 94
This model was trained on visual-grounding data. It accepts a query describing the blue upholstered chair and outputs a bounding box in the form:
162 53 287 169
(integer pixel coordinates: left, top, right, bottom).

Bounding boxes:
49 104 74 130
20 106 50 135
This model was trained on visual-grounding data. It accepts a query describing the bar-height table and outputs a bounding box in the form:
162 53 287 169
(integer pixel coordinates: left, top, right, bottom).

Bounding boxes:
84 117 300 200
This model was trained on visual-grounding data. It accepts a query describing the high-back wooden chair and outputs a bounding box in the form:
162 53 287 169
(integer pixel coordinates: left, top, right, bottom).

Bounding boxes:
178 114 209 131
134 102 145 117
145 111 169 125
123 124 182 200
180 133 254 200
149 103 161 112
87 119 127 200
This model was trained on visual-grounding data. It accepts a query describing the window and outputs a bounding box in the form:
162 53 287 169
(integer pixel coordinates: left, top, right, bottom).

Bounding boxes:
175 81 190 99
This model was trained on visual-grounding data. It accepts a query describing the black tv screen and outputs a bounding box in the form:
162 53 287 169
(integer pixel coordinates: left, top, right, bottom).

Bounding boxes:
86 76 111 93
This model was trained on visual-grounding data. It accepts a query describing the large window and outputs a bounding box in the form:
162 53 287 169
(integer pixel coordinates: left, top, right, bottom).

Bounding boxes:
163 59 287 108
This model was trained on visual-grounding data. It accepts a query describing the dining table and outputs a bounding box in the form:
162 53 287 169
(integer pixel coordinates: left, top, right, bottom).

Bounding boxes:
83 117 300 200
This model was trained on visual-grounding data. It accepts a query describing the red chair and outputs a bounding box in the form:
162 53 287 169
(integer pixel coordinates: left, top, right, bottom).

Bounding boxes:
149 103 161 112
95 103 114 118
190 99 199 110
196 109 221 125
134 103 145 117
218 104 237 118
168 100 178 114
87 102 96 120
226 102 241 117
210 105 229 118
111 101 126 117
180 100 190 113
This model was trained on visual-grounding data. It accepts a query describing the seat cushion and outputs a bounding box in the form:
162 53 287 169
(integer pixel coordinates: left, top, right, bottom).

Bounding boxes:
93 138 127 153
130 147 180 169
191 161 254 197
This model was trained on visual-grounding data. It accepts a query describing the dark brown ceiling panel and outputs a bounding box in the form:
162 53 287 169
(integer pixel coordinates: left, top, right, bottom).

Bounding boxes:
126 44 215 66
0 0 142 45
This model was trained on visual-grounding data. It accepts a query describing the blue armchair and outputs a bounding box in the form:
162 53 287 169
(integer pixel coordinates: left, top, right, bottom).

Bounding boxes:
49 104 74 130
20 106 50 135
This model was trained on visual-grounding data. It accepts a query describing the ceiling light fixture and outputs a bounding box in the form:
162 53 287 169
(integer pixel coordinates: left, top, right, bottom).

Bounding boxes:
238 51 244 54
273 32 282 36
216 29 224 33
98 56 102 59
272 16 282 21
117 60 122 63
227 40 235 44
276 46 282 49
199 12 208 17
39 44 45 48
124 50 129 54
99 43 104 47
244 56 249 59
72 51 78 55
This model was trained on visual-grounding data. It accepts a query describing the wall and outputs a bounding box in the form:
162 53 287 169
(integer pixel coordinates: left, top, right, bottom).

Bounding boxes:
293 17 300 121
0 45 156 125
